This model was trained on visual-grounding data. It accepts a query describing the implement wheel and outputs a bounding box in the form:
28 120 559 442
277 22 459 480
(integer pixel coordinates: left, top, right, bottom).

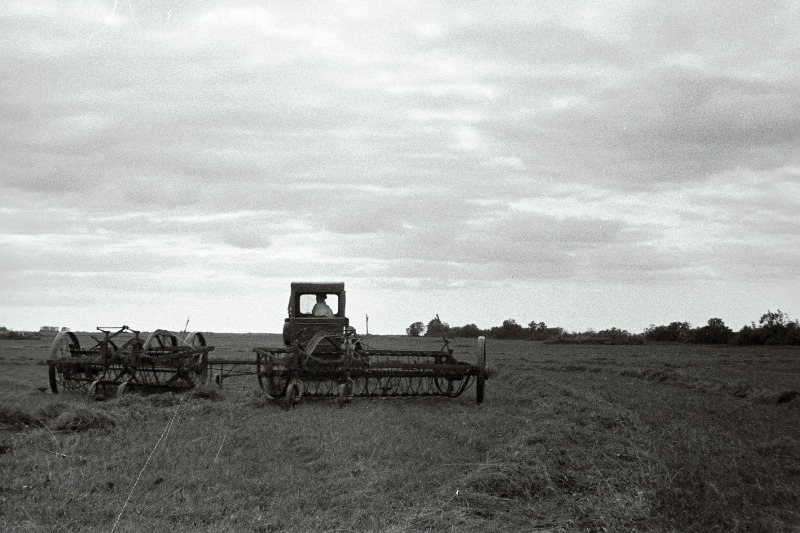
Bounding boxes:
116 380 131 397
257 352 290 399
184 331 207 348
50 331 80 360
476 336 486 404
184 332 209 384
48 362 60 394
284 379 301 410
142 330 180 354
48 331 98 394
434 375 455 396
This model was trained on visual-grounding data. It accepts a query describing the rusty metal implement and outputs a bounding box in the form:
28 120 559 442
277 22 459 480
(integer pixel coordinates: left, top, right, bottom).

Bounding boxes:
253 330 487 409
46 326 213 398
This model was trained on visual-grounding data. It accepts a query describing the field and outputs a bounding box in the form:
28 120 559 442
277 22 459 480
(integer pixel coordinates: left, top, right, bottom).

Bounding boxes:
1 333 799 532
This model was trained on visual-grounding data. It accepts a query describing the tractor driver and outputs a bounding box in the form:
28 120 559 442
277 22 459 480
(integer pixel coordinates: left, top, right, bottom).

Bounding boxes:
312 294 334 318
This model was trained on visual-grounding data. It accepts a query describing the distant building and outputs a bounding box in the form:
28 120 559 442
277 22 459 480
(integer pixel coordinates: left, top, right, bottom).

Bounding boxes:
40 326 60 333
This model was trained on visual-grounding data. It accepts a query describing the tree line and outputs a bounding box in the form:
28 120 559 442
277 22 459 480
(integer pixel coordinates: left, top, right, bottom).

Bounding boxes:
406 309 800 346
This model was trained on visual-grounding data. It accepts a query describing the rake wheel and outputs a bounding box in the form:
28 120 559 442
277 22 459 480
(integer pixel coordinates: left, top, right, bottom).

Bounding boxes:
184 331 207 348
49 331 80 359
142 330 180 354
48 362 63 394
138 330 185 389
48 331 99 394
183 332 209 383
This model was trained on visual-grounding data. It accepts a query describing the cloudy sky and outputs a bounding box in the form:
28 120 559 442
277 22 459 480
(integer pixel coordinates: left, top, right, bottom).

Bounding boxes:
2 1 799 335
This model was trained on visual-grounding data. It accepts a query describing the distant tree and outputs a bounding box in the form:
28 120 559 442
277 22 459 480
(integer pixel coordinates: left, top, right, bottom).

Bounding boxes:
491 319 527 340
406 321 426 337
760 309 789 329
732 324 765 345
548 327 642 345
758 310 798 343
450 323 483 338
424 317 450 337
706 318 734 343
597 328 643 344
645 322 691 342
528 321 547 331
528 321 562 341
690 318 734 344
752 309 800 345
528 321 545 339
728 309 800 345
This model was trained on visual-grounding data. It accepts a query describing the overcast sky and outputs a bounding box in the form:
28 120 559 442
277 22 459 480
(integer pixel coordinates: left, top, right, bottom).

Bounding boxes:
2 0 799 335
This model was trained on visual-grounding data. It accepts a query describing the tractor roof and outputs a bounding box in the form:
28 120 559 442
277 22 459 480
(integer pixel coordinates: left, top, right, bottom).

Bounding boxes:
290 282 345 294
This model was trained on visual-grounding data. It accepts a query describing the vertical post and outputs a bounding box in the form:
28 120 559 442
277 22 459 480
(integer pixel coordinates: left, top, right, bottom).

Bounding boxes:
366 314 369 335
476 336 486 404
101 330 109 365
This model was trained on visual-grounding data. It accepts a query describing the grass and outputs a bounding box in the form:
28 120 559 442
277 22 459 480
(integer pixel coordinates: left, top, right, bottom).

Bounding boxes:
0 335 798 531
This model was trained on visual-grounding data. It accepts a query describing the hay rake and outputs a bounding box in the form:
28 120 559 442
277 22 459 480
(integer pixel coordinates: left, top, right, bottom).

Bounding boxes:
253 330 487 409
47 326 213 398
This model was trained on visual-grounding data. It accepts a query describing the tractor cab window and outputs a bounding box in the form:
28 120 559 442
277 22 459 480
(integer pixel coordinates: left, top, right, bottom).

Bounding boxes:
299 293 339 316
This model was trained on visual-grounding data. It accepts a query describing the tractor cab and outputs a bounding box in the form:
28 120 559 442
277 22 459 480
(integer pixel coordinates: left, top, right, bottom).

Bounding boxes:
282 282 349 346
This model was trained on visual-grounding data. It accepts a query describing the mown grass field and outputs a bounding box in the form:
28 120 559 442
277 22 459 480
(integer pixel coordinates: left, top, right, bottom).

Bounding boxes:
1 333 799 532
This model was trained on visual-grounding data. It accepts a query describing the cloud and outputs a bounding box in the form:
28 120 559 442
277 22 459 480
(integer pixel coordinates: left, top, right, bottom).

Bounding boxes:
1 1 799 332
